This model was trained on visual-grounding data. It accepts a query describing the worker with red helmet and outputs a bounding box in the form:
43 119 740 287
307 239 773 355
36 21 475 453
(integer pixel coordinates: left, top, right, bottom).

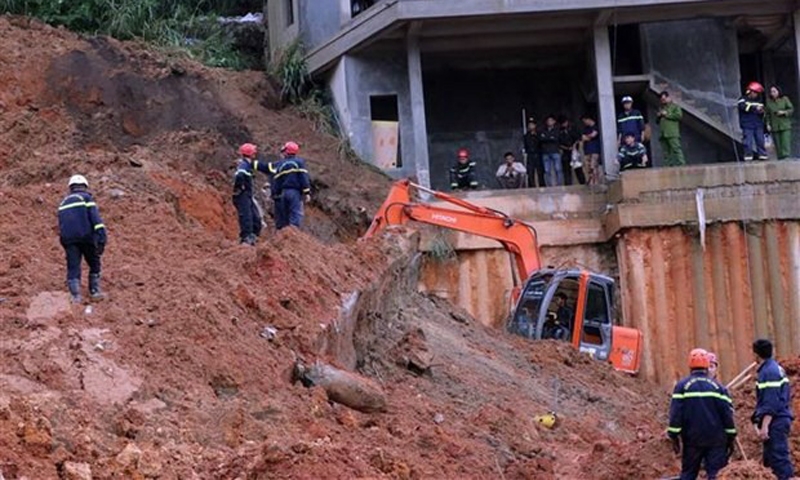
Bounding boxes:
272 141 311 229
668 348 737 480
738 81 768 161
449 148 479 191
233 143 274 245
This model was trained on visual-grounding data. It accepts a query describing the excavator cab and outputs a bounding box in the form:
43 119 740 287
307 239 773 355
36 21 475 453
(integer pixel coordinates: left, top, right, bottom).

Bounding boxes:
509 270 642 374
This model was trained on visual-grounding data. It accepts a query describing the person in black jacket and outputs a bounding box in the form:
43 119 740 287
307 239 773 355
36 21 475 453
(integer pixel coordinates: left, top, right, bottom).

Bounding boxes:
523 118 545 188
58 175 107 303
558 116 584 185
668 348 737 480
538 115 563 187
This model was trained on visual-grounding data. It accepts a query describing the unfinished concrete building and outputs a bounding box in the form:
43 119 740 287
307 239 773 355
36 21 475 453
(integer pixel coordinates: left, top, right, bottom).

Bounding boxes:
269 0 799 189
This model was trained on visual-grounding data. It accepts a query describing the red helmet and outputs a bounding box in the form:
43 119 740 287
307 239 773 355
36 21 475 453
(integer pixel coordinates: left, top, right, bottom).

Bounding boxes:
688 348 710 370
282 141 300 155
457 148 469 158
747 82 765 94
239 143 257 157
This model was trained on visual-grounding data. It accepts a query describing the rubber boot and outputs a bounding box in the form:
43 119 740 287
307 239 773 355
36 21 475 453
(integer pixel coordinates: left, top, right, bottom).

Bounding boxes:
68 279 82 304
243 234 257 246
89 274 104 300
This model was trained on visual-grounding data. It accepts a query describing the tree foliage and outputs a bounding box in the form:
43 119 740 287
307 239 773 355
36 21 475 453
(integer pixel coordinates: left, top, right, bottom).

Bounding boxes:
0 0 263 69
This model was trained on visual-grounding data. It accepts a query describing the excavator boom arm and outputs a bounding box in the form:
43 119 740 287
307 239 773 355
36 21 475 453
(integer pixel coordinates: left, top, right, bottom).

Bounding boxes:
364 180 542 279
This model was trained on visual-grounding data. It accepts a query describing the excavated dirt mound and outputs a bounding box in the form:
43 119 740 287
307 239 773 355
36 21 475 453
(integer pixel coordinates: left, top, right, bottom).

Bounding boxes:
0 15 714 480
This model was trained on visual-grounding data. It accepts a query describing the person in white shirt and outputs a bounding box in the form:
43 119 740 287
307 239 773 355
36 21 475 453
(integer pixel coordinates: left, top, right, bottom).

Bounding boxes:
496 151 528 189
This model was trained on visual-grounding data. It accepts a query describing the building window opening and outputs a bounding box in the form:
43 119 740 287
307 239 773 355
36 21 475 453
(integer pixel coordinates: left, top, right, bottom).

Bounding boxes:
285 0 295 26
352 0 376 18
370 94 402 168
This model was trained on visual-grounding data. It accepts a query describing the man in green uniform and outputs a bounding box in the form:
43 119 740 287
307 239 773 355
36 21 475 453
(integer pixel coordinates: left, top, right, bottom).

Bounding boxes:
766 85 794 160
658 91 685 166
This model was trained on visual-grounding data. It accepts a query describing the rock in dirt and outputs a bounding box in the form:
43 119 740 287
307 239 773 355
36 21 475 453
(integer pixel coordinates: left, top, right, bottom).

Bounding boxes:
293 360 387 413
61 461 92 480
115 443 142 469
109 188 125 199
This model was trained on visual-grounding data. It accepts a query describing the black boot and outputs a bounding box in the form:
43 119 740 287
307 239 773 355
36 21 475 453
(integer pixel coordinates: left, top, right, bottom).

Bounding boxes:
68 279 82 304
89 274 104 300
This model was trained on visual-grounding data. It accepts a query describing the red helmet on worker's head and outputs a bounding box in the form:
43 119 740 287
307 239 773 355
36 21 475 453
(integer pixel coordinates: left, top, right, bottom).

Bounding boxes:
239 143 257 158
457 148 469 158
688 348 710 370
747 81 765 94
282 141 300 155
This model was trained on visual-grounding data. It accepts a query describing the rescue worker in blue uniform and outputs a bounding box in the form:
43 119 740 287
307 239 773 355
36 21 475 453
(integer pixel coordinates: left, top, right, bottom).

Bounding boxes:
617 96 645 144
738 82 769 161
233 143 273 245
617 132 650 171
752 338 795 480
668 348 737 480
273 141 311 229
58 175 107 303
450 148 479 190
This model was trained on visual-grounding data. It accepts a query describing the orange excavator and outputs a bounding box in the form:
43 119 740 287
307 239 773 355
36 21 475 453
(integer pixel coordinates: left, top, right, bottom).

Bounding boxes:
363 179 643 374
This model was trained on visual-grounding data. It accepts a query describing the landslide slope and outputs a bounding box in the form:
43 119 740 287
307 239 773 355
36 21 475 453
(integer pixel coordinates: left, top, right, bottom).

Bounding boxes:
0 16 714 480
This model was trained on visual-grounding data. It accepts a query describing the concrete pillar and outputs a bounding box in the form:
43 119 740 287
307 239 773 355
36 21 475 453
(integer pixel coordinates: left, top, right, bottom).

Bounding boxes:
407 24 431 188
593 26 618 179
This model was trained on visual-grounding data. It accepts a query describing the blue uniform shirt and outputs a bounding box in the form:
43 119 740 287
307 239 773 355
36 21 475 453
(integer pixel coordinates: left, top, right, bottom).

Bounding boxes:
58 190 106 245
617 109 645 141
754 358 793 423
272 156 311 195
738 96 766 129
668 371 736 447
233 158 275 198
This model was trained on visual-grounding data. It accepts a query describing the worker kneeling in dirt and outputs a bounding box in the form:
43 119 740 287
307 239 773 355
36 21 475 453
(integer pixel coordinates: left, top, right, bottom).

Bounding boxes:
233 143 273 245
273 141 311 229
668 348 737 480
58 175 107 303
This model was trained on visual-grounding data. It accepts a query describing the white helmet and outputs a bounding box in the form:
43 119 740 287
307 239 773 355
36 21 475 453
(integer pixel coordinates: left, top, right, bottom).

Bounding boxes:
68 175 89 187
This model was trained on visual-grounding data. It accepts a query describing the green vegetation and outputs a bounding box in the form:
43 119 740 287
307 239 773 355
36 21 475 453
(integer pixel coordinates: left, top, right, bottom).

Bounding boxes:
0 0 261 69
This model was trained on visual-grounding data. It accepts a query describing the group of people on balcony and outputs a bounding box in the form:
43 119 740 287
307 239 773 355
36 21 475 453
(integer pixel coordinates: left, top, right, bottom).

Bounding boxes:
449 83 794 191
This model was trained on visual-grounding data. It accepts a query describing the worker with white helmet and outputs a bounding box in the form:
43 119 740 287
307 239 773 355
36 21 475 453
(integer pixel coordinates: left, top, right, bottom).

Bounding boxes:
58 175 107 303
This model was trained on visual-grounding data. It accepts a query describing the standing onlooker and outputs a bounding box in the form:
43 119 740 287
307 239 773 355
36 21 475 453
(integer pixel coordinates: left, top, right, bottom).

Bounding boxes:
617 96 646 144
751 339 794 480
658 91 685 166
558 116 584 185
496 151 527 189
766 85 794 160
738 82 768 161
581 114 602 185
616 132 649 172
668 348 736 480
538 115 563 187
523 117 545 188
449 148 479 191
58 175 108 303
